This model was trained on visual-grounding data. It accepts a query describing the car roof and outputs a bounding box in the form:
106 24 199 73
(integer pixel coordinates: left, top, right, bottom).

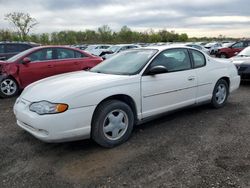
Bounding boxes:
142 45 199 52
0 41 39 46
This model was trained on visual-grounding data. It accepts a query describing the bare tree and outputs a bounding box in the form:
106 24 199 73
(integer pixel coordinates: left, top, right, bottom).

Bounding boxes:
5 12 38 40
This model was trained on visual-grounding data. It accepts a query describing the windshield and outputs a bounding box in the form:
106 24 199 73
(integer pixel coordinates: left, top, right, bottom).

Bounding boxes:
238 47 250 57
108 46 120 52
85 45 97 51
90 49 158 75
7 48 34 62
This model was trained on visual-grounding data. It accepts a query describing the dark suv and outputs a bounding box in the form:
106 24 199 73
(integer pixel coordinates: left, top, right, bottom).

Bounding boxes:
217 40 250 58
0 42 39 60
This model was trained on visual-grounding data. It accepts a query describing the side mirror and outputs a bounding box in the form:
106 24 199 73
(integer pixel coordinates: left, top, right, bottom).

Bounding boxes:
147 65 168 75
22 57 31 64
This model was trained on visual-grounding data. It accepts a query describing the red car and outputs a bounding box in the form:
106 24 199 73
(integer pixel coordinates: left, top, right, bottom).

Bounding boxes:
0 46 103 98
217 40 250 58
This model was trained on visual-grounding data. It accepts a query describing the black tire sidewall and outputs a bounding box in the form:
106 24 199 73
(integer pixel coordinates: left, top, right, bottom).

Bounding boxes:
211 79 229 108
220 53 227 58
92 100 134 148
0 77 19 98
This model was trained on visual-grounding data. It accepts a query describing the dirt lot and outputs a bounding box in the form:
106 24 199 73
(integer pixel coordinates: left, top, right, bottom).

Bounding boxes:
0 83 250 188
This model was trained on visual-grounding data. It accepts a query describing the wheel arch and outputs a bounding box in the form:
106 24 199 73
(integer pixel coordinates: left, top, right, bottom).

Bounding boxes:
91 94 138 126
1 74 20 88
219 76 230 88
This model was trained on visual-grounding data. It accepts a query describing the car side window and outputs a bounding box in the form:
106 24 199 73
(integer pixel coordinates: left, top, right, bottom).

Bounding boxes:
28 49 53 62
150 49 191 72
0 44 4 53
75 51 87 58
244 41 250 47
17 44 30 51
190 50 206 68
5 44 19 53
232 42 244 48
57 48 75 59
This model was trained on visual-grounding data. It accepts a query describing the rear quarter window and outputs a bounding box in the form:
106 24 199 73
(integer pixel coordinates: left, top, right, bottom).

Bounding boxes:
75 51 87 58
190 50 206 68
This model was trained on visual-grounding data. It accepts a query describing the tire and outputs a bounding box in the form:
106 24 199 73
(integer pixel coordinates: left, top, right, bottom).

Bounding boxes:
92 100 134 148
0 77 19 98
220 53 227 58
211 79 229 108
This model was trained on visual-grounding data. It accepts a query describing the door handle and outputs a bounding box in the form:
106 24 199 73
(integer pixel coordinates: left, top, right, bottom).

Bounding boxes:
188 76 195 81
47 65 54 68
74 62 79 65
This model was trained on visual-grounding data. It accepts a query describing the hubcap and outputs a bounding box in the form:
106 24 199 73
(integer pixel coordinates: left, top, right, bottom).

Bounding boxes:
103 109 129 141
215 84 227 104
0 79 17 96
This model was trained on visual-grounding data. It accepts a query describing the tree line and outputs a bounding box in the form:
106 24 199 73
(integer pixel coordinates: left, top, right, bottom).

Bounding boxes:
0 25 190 45
1 12 238 45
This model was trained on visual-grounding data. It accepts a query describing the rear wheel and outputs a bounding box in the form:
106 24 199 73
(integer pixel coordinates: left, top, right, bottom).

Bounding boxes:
0 77 19 98
220 53 227 58
211 79 229 108
92 100 134 148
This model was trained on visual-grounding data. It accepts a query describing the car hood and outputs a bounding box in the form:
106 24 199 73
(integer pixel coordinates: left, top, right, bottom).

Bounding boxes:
20 71 137 102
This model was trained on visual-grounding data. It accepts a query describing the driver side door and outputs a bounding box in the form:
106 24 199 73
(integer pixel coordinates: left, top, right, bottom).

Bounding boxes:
141 48 197 118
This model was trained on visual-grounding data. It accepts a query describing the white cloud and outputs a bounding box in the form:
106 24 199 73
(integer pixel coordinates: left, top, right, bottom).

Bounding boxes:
0 0 249 37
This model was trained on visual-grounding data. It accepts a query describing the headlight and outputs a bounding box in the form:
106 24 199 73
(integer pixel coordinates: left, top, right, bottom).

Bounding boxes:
29 101 68 115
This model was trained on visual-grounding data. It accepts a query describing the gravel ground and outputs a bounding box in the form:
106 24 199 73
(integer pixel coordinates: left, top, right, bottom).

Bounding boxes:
0 83 250 188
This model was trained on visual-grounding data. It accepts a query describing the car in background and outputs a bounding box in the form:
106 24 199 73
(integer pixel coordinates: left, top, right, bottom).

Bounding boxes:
0 46 103 98
102 44 140 59
14 46 240 147
204 42 222 55
85 44 112 56
214 42 234 56
72 44 88 50
0 41 39 60
185 44 210 54
231 46 250 80
217 40 250 58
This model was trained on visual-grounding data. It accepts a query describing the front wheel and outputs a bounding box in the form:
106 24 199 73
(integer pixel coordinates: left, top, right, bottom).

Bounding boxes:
0 77 19 98
92 100 134 148
211 79 229 108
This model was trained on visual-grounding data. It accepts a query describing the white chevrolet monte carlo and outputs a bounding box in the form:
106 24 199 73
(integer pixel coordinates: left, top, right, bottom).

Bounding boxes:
14 46 240 147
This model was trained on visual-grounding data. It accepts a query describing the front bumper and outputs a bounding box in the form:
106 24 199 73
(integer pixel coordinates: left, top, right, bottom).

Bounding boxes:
14 98 96 142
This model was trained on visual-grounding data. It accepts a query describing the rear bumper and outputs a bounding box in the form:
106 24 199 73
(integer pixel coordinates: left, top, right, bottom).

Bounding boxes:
230 75 241 93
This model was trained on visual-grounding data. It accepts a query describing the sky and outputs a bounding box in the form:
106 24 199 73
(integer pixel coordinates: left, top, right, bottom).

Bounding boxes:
0 0 250 38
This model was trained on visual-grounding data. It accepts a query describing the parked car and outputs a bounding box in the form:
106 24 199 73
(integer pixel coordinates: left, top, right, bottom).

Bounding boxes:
14 46 240 147
231 46 250 80
0 46 103 98
85 44 112 56
0 41 39 60
185 44 210 54
204 42 222 55
72 44 88 50
102 44 140 59
217 40 250 58
214 42 234 56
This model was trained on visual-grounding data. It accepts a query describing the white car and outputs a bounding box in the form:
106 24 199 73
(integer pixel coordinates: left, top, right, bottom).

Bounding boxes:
14 46 240 147
102 44 140 59
85 44 112 56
